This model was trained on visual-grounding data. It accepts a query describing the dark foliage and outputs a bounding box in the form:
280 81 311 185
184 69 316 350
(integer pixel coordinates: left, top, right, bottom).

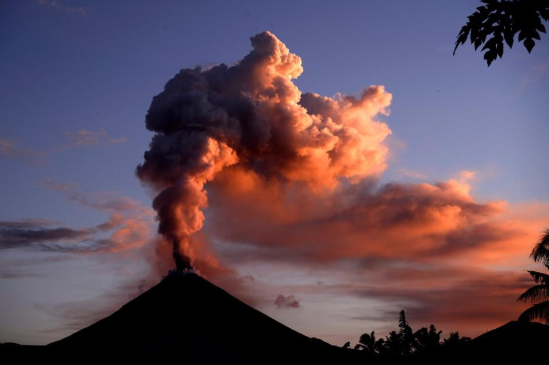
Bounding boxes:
414 324 443 354
517 229 549 323
351 310 464 357
454 0 549 66
531 228 549 267
442 332 471 349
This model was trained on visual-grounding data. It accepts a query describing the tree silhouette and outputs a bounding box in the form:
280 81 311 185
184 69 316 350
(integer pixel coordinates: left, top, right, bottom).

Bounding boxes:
355 331 387 354
353 310 449 356
414 324 442 354
517 229 549 322
441 332 471 349
350 310 487 358
398 310 415 355
384 330 405 356
454 0 549 66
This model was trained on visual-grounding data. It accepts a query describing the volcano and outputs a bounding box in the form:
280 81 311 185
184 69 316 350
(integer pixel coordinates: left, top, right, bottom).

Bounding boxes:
5 272 546 363
34 272 357 362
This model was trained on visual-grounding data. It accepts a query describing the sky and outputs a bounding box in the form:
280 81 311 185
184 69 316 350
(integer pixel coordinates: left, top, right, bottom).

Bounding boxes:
0 0 548 347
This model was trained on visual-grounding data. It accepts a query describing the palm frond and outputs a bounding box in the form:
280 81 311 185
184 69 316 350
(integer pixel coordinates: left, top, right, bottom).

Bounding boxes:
518 301 549 323
517 284 549 303
531 229 549 268
527 270 549 284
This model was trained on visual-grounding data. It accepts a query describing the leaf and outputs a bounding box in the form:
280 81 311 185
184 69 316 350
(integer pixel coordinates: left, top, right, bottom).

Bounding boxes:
518 301 549 323
517 284 549 303
540 9 549 22
531 229 549 267
481 37 497 52
484 50 496 66
527 271 549 285
524 38 535 53
496 40 504 58
504 29 514 48
453 29 470 55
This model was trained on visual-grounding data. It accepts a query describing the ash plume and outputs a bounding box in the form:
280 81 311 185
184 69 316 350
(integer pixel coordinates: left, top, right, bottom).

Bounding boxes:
136 31 392 272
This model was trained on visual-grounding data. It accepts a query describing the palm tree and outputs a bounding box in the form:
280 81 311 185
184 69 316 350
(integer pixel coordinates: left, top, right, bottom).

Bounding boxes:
517 229 549 322
414 324 442 354
355 331 374 352
398 310 415 355
377 310 416 356
384 330 404 356
355 331 385 354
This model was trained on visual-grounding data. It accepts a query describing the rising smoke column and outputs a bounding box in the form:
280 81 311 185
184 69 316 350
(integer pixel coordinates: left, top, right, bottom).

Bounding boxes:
136 31 392 271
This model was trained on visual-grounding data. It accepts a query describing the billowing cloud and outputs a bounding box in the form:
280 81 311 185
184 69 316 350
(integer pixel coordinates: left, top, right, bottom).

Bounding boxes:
274 294 300 309
132 31 547 340
137 31 392 271
205 169 548 270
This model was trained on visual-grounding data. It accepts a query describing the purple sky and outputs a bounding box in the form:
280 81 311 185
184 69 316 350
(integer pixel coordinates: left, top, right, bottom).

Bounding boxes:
0 0 548 346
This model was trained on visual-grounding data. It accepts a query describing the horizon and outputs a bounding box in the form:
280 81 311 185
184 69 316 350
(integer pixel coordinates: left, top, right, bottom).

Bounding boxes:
0 0 548 347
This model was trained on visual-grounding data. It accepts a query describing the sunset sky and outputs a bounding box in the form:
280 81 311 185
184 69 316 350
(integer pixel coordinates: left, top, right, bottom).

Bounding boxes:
1 0 548 346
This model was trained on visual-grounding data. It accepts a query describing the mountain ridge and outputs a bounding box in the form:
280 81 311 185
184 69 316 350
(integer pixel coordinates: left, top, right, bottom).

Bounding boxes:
45 271 354 362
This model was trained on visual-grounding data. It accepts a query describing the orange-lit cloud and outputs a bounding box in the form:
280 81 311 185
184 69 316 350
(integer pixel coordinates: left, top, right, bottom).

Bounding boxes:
0 138 46 166
205 170 547 267
135 31 548 338
137 31 392 270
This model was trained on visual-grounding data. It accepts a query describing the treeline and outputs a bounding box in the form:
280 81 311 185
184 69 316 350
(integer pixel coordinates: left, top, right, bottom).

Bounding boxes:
344 310 471 357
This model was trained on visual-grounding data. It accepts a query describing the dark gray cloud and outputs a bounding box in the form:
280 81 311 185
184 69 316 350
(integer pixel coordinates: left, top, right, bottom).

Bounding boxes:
0 271 36 279
274 294 300 309
0 220 93 249
0 181 154 253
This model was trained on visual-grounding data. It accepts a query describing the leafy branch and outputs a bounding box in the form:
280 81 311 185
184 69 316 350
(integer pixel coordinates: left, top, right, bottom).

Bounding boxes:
454 0 549 66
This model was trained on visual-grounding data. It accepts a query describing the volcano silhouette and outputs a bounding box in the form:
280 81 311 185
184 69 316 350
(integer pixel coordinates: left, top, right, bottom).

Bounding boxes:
6 272 546 363
44 272 356 362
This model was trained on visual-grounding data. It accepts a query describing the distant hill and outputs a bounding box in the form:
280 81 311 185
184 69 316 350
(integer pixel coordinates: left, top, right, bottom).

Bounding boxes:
469 320 549 363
